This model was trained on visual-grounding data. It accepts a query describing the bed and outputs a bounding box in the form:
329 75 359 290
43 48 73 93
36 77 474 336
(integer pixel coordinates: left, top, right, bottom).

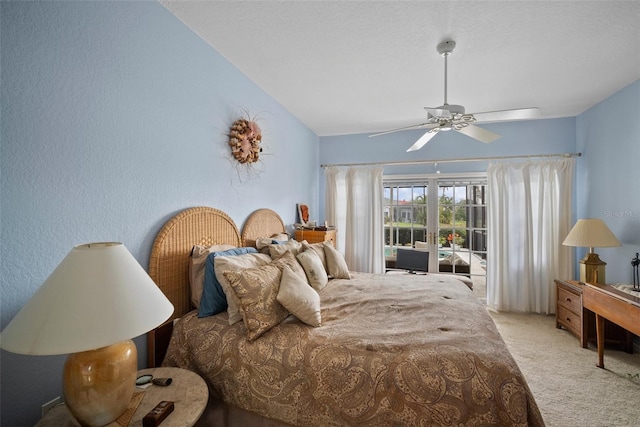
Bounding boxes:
148 206 544 426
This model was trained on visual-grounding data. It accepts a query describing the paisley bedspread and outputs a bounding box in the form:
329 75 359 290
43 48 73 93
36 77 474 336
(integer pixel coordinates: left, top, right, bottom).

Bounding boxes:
163 272 544 426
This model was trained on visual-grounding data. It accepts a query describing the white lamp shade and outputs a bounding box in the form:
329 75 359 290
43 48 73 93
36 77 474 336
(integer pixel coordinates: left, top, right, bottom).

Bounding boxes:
0 242 174 355
562 218 621 248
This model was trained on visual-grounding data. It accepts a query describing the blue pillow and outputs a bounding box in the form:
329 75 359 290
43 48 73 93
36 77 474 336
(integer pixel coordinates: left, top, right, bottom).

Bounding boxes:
198 247 258 318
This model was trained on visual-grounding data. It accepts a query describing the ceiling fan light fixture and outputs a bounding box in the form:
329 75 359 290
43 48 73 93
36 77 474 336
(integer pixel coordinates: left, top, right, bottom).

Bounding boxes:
443 104 465 115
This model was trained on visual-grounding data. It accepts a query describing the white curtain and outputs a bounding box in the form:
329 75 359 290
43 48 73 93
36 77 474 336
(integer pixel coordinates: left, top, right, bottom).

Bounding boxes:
325 166 385 274
486 158 574 313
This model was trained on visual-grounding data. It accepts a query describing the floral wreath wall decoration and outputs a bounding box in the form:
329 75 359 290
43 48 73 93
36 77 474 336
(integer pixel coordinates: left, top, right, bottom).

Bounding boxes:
228 118 262 164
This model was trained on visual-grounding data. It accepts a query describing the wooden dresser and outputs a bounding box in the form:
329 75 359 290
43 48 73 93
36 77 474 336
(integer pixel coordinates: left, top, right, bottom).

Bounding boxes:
555 279 588 347
554 279 633 352
294 228 336 248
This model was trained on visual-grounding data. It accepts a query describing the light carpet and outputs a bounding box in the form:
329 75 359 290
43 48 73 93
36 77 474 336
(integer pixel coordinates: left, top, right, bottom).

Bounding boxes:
490 311 640 427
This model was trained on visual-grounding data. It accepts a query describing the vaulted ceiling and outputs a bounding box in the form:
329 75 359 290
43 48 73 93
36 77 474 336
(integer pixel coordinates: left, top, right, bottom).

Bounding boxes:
161 1 640 136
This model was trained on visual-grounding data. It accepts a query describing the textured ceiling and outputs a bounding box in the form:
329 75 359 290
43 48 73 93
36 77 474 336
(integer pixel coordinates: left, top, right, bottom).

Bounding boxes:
161 1 640 136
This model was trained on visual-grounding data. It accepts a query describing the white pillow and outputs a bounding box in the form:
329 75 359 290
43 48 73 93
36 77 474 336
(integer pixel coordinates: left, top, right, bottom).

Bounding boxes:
189 244 235 308
296 249 329 291
324 243 351 279
269 239 302 258
414 241 429 250
301 241 328 272
255 237 275 250
277 265 321 327
271 233 290 241
270 250 308 283
215 253 272 324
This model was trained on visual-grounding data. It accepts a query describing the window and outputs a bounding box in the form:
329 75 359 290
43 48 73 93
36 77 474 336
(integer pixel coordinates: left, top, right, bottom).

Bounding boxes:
384 175 488 294
384 184 428 252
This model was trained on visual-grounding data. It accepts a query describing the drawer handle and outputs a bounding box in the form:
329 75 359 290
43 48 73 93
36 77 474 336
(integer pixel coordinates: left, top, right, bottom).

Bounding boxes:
566 298 572 303
566 317 571 322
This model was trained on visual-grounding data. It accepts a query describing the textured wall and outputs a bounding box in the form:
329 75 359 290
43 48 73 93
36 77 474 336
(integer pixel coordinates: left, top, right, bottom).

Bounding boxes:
0 2 318 425
318 117 577 219
576 80 640 283
319 80 640 283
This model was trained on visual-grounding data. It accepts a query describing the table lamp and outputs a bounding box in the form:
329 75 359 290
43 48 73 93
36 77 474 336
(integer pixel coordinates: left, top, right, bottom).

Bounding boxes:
0 242 174 426
562 219 621 283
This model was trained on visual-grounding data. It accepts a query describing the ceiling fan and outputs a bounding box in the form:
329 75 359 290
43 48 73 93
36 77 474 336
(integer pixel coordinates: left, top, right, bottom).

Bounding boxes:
370 40 541 152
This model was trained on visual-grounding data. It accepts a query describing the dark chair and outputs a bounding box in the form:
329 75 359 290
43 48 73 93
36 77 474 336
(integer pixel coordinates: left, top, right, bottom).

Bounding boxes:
395 248 429 274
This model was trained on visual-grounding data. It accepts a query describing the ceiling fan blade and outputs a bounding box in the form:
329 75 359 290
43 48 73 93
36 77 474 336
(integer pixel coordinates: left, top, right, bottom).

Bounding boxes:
369 122 434 138
406 130 438 152
456 124 500 143
471 107 541 123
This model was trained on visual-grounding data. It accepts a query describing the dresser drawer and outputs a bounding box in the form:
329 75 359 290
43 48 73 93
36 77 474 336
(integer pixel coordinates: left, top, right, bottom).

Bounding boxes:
557 286 581 314
294 229 336 248
557 305 581 337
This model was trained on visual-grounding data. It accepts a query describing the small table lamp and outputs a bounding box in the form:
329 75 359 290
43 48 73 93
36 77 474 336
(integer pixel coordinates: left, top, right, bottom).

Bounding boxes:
562 219 621 283
0 242 174 427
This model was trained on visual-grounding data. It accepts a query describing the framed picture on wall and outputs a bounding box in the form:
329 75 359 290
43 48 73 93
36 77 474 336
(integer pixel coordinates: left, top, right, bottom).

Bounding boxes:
297 203 310 227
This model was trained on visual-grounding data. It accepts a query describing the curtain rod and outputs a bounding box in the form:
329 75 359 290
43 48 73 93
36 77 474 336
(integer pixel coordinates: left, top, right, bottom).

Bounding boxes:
320 152 581 168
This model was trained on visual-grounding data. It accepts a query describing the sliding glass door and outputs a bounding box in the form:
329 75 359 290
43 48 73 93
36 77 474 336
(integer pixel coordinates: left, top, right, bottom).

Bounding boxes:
384 176 487 285
384 179 439 272
436 179 487 278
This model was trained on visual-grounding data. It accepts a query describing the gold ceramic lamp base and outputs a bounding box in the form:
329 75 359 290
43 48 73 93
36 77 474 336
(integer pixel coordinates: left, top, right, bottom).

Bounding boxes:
63 340 137 427
579 252 606 284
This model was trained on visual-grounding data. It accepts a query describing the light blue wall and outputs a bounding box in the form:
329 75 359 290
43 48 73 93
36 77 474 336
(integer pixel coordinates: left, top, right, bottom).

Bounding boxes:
319 80 640 283
576 80 640 283
2 1 636 425
319 117 577 220
0 2 318 425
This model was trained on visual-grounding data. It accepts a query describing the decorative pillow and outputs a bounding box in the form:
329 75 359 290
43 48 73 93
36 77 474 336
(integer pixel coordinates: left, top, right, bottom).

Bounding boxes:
189 244 235 308
301 241 328 272
198 247 260 318
277 265 321 327
224 263 289 341
297 249 329 291
214 253 272 324
271 233 290 241
269 239 302 258
270 250 308 283
324 244 351 279
414 241 429 250
255 237 272 250
255 233 290 252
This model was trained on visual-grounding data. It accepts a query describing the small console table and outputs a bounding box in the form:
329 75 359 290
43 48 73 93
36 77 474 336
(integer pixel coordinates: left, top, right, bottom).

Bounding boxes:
581 281 640 368
555 279 634 355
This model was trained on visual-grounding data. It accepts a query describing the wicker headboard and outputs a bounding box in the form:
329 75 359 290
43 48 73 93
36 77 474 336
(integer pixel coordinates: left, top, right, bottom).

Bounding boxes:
148 207 242 321
147 206 285 367
241 208 287 248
